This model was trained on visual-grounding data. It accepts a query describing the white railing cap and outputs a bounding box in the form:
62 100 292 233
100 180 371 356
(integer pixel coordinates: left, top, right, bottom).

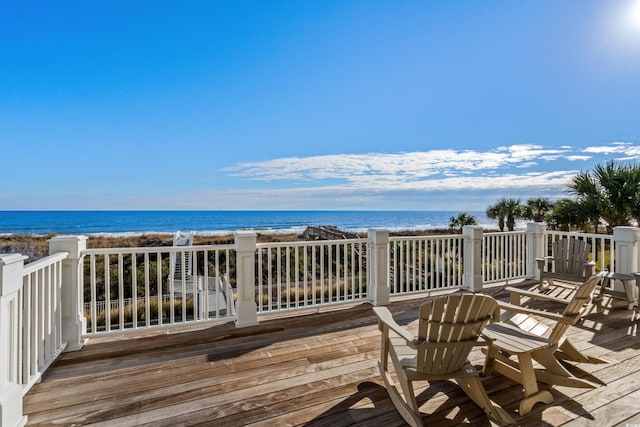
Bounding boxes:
0 253 28 265
0 254 28 295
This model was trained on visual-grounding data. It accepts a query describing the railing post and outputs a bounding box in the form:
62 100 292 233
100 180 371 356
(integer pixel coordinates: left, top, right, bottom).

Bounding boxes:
368 229 390 306
526 222 546 280
0 254 28 427
613 226 639 293
234 232 258 327
48 236 87 352
462 226 483 292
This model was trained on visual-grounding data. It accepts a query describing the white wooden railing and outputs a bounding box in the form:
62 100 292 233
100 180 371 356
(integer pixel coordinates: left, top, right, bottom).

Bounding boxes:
0 251 69 427
81 244 235 335
482 231 527 283
389 234 465 294
48 225 640 334
255 238 368 313
19 252 69 392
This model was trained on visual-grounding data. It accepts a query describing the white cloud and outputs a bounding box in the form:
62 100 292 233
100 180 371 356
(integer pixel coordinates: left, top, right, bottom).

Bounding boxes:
215 143 640 207
6 141 639 210
584 141 631 153
517 162 538 168
225 144 571 183
199 142 640 209
582 142 640 161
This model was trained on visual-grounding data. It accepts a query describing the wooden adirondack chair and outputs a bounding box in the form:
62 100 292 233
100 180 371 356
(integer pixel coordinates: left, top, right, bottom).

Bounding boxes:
537 238 595 289
499 271 606 364
482 272 606 415
373 294 513 427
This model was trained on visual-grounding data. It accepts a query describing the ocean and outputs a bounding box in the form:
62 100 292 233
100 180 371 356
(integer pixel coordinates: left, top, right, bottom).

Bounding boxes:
0 210 497 236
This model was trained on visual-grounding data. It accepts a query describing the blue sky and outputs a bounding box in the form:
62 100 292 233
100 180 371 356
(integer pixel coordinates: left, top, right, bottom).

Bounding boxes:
2 0 640 211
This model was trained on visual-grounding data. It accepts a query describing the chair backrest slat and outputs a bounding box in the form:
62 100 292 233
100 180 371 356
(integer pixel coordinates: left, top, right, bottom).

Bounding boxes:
416 294 497 375
548 272 603 344
553 238 591 276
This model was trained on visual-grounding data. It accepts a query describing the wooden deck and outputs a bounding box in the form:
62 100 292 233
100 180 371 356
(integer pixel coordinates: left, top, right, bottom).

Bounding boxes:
24 282 640 426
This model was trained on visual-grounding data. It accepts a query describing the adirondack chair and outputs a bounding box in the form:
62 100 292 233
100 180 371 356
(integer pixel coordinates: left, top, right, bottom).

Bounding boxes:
373 294 513 427
170 230 194 284
498 271 606 364
537 238 595 289
482 272 606 415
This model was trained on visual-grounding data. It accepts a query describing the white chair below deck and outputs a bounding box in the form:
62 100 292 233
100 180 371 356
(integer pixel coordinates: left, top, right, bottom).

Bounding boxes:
169 231 235 318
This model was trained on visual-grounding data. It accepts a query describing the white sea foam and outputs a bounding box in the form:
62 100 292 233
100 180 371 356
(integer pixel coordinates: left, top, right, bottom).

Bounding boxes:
0 210 504 237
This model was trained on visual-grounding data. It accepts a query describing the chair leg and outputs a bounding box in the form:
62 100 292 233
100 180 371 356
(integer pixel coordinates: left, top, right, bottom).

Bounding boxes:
378 339 424 427
378 363 424 427
531 347 573 377
455 367 514 426
376 326 423 427
533 369 596 389
486 350 554 416
556 339 607 364
530 348 597 388
516 352 554 416
482 345 495 375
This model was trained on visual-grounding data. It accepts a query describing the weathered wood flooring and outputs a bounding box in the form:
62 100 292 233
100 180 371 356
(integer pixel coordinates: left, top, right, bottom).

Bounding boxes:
24 282 640 426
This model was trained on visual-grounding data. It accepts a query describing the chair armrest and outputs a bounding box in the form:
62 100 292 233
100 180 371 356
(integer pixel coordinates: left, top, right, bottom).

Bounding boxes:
498 301 570 323
547 282 580 290
372 307 416 344
473 335 494 347
536 256 552 271
584 260 595 277
505 286 571 305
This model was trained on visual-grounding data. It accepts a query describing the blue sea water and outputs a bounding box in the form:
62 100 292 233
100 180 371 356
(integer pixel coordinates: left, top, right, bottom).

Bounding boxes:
0 211 497 236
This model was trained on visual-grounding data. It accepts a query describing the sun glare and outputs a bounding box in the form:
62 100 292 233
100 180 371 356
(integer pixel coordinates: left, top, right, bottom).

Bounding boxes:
601 0 640 55
628 0 640 31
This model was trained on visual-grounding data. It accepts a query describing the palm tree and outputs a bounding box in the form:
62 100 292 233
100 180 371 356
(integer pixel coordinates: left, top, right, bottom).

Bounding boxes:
486 201 506 232
503 198 523 231
524 197 553 222
487 198 522 231
568 161 640 233
449 212 478 233
546 198 589 231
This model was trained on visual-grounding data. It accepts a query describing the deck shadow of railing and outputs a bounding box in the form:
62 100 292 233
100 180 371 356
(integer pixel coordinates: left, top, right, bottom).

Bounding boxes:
52 299 418 382
579 302 640 352
204 302 383 364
